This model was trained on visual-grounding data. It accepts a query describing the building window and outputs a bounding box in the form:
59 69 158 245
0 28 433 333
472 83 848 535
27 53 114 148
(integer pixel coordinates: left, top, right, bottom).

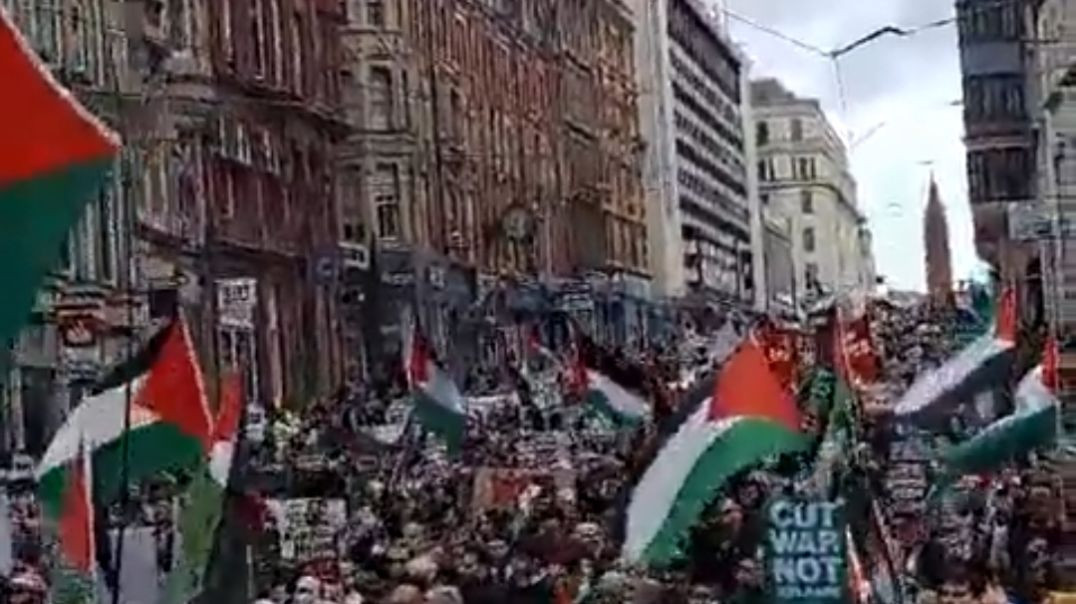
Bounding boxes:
757 160 769 182
67 1 88 74
221 0 233 65
34 0 60 62
291 11 303 93
965 75 1026 122
790 118 803 141
959 2 1021 41
369 66 393 130
801 189 813 214
342 221 364 242
372 164 400 239
251 0 265 77
367 0 385 27
761 193 769 206
168 0 191 49
756 121 769 146
796 157 817 180
269 0 282 83
803 227 815 252
806 262 819 289
222 167 236 219
97 175 117 283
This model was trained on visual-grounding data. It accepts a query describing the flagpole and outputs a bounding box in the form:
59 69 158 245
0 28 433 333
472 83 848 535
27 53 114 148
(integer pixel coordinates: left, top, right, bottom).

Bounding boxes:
109 54 160 604
389 308 422 493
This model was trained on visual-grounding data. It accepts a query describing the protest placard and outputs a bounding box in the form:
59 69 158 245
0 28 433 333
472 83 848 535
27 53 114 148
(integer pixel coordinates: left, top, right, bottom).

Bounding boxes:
471 468 576 512
765 497 849 604
266 498 347 564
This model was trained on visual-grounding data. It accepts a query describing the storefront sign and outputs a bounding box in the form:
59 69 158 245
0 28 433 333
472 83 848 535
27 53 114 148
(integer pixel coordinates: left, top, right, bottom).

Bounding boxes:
217 278 258 329
58 314 101 348
427 265 446 289
557 293 594 312
766 497 848 604
381 272 415 287
266 498 346 564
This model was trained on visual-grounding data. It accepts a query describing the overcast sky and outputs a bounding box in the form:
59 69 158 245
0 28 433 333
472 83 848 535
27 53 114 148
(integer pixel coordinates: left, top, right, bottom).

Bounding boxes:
723 0 982 292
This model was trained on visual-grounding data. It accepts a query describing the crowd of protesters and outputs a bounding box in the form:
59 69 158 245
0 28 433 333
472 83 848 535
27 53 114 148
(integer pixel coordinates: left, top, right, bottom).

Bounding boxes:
868 299 1066 604
2 299 1071 603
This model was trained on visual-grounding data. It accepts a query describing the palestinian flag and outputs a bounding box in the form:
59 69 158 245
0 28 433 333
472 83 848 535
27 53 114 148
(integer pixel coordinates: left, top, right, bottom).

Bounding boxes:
164 374 243 604
37 318 213 513
894 288 1016 425
622 331 810 565
576 332 654 426
938 336 1059 480
208 373 243 486
46 442 99 604
0 9 120 347
405 322 467 451
55 442 96 573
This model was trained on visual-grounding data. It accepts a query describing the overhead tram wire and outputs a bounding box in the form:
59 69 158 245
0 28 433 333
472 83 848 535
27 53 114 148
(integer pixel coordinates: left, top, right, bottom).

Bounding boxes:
718 2 1005 142
721 8 829 57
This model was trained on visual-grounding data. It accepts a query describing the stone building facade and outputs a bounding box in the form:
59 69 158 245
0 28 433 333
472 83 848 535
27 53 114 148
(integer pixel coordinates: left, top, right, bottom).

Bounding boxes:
630 0 760 313
1 0 352 434
138 0 348 409
752 78 875 305
337 0 651 375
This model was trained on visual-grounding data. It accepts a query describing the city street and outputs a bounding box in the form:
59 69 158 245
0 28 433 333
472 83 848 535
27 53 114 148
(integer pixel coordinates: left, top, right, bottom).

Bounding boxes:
0 0 1073 603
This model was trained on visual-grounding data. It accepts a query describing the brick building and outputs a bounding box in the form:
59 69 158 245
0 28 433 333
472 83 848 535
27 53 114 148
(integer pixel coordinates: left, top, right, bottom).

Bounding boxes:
339 0 650 375
923 177 954 308
127 0 349 408
555 0 648 280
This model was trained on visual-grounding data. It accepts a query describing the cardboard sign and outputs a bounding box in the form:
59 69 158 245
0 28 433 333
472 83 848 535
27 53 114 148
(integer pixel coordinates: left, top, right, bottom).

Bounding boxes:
766 497 849 604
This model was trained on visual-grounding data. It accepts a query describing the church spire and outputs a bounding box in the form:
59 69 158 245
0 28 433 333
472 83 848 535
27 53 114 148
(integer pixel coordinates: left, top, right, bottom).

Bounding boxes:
924 176 954 307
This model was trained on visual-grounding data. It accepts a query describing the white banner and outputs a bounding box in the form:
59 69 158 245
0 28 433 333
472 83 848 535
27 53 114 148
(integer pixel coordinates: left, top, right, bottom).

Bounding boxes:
266 498 346 564
0 492 11 577
217 278 258 329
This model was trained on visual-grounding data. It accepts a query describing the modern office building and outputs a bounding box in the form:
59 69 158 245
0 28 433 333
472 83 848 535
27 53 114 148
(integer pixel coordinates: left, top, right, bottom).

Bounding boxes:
631 0 762 312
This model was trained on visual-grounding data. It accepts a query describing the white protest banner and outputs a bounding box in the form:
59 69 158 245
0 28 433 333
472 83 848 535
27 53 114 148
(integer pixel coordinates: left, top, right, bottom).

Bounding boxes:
765 497 849 604
266 498 347 564
0 491 11 577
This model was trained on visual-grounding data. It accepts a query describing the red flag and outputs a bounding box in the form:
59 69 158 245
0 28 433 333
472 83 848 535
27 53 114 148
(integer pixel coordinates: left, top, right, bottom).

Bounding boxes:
839 315 880 387
132 318 215 453
709 333 803 432
755 323 799 390
407 326 431 386
527 324 542 357
58 442 95 574
1043 332 1059 393
565 323 589 398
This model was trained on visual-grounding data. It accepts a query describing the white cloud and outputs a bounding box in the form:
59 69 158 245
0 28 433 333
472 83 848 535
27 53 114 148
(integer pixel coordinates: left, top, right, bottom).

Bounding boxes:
725 0 979 291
